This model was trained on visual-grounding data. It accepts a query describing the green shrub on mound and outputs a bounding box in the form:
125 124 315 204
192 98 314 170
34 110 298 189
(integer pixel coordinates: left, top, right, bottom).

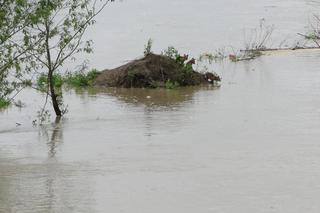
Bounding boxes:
65 69 100 87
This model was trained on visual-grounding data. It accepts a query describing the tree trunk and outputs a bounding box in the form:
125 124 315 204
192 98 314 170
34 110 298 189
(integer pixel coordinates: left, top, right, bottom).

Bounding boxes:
48 71 62 117
45 17 61 117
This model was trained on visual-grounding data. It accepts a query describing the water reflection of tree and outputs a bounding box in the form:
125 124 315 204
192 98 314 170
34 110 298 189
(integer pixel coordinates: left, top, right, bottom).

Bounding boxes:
0 118 98 212
39 117 63 158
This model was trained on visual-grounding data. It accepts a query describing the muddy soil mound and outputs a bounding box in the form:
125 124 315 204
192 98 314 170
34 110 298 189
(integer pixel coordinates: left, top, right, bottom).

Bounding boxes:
94 53 220 88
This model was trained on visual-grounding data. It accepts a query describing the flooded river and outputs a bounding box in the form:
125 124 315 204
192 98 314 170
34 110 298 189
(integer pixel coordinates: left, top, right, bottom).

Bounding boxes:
1 0 320 212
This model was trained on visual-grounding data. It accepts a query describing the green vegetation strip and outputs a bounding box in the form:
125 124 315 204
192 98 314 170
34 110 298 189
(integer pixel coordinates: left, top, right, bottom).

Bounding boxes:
37 69 100 89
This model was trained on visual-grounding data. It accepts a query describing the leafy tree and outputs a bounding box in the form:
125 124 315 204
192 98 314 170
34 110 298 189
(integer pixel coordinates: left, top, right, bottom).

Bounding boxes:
0 0 37 103
11 0 114 116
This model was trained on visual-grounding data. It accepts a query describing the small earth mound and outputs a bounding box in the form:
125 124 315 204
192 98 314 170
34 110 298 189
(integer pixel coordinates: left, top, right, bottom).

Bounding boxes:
94 53 220 88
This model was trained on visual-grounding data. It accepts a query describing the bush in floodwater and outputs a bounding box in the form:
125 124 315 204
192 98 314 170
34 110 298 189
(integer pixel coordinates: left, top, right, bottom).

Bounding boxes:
65 69 99 87
165 80 180 89
37 73 64 89
162 47 194 69
162 46 198 86
36 69 100 89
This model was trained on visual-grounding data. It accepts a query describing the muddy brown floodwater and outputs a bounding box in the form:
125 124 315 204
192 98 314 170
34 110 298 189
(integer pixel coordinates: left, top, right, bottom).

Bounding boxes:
2 0 320 213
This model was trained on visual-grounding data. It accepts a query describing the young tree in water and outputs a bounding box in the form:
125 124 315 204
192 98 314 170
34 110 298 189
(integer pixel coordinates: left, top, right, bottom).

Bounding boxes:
16 0 114 116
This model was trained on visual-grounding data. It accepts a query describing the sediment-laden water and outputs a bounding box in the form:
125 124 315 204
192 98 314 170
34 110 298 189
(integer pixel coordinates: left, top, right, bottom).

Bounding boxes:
1 1 320 212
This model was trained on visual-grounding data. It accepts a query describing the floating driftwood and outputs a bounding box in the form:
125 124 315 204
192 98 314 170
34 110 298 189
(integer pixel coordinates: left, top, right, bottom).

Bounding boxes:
241 46 320 55
228 46 320 62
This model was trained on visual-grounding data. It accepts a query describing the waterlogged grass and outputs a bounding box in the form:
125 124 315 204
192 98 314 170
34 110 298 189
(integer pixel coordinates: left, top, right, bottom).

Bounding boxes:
37 73 64 89
0 97 10 109
65 69 99 87
165 80 180 89
36 69 100 89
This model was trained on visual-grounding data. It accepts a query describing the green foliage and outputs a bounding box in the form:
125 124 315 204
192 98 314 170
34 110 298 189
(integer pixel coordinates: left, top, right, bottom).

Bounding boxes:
17 0 114 116
65 69 99 87
37 73 64 89
162 46 200 86
53 74 64 88
0 97 10 109
37 74 47 88
21 79 32 87
165 80 180 89
0 0 114 116
162 46 179 60
304 32 319 40
87 69 100 82
144 38 153 56
0 0 39 102
36 69 99 89
163 46 193 68
183 63 193 73
127 69 138 81
0 77 13 97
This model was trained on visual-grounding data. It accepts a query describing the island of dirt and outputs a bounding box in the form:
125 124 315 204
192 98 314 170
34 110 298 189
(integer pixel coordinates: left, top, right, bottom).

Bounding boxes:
94 53 220 88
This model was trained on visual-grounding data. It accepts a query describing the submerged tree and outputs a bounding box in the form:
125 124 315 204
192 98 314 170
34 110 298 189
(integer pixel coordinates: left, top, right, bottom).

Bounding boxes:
12 0 114 116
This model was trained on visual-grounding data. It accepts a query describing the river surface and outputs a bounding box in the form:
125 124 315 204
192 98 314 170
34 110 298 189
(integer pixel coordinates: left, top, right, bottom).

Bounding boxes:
1 0 320 213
